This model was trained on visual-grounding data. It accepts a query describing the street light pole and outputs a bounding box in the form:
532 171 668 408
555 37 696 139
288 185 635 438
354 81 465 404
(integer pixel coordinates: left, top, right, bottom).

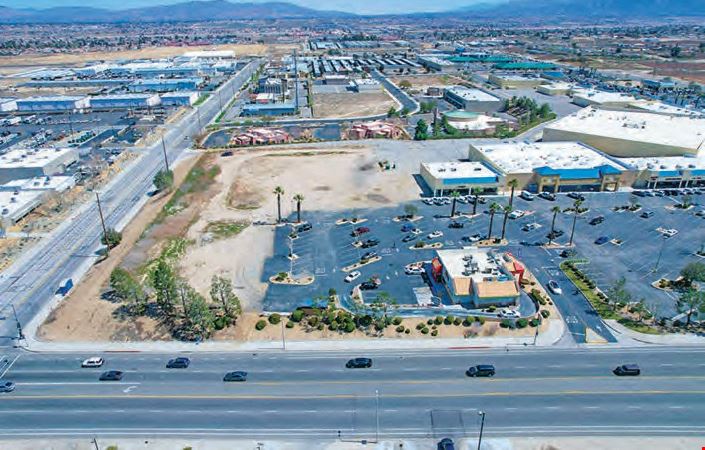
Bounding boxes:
95 192 109 256
281 319 286 351
161 137 169 172
477 410 486 450
653 234 667 272
11 304 23 341
375 389 380 443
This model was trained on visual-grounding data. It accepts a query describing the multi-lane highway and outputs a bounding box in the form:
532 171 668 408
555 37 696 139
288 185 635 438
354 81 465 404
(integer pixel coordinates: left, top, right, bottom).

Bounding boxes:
0 347 703 439
0 60 261 344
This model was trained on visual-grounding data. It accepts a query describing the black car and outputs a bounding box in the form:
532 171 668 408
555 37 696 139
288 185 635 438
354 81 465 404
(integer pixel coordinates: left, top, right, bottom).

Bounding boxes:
361 238 380 248
346 358 373 369
448 222 464 229
298 223 312 232
546 229 564 239
220 150 234 157
567 192 586 201
438 438 455 450
401 234 415 243
640 211 655 218
594 236 610 245
613 364 640 376
99 370 124 381
0 381 15 393
223 371 248 382
466 364 496 377
360 281 379 290
166 357 191 369
589 216 605 225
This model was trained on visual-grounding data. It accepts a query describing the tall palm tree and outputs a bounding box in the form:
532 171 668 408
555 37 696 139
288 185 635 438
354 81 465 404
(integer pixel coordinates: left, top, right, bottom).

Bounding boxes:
500 205 512 240
471 187 482 216
507 179 519 208
449 191 460 217
487 202 500 240
548 206 561 245
293 194 304 223
273 186 284 223
568 199 583 246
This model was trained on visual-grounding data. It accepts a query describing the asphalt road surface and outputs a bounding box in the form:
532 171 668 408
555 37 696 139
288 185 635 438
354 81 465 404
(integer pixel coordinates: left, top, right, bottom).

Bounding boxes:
0 347 703 439
0 60 261 344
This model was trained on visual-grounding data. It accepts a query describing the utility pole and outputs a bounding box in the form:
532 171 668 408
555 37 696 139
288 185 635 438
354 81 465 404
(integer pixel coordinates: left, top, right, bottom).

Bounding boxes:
91 437 99 450
196 107 202 129
11 304 23 341
95 192 109 256
281 319 286 351
161 137 169 172
477 411 486 450
375 389 380 443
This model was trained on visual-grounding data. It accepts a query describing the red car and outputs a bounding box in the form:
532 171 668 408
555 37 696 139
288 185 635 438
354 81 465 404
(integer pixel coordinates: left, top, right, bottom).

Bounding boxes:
351 226 370 237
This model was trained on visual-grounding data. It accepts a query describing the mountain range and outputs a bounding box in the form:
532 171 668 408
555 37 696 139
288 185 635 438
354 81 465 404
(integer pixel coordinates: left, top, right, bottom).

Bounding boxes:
0 0 703 23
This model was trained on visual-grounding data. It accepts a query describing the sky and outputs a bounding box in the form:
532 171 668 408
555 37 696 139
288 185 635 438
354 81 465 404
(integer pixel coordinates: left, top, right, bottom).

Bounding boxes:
0 0 502 15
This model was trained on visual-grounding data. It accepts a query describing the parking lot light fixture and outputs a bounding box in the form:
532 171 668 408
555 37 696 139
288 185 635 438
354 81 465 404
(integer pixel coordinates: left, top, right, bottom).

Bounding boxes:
477 410 486 450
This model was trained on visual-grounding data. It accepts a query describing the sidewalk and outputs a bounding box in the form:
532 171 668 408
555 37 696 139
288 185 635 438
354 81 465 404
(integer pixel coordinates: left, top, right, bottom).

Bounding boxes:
606 319 705 345
20 319 566 353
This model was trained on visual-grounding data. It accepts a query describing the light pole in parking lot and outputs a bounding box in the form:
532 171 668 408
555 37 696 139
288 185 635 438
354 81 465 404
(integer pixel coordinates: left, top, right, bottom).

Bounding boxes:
477 410 486 450
11 304 23 341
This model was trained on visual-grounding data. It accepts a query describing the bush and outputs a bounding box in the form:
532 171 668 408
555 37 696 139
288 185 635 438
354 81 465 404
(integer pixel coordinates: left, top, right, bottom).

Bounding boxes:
529 318 541 327
328 288 337 297
427 319 434 325
286 321 295 329
357 314 373 327
329 321 339 331
432 325 437 330
392 316 402 325
214 316 228 330
291 310 304 322
405 328 411 334
453 317 462 326
462 318 472 327
434 315 443 325
444 315 454 325
101 228 123 249
500 319 513 329
268 313 281 325
487 305 497 312
541 309 550 318
431 330 438 336
416 322 425 330
308 315 320 327
421 327 429 334
344 321 356 333
255 319 267 331
317 323 324 331
477 316 486 325
396 325 405 333
516 318 528 329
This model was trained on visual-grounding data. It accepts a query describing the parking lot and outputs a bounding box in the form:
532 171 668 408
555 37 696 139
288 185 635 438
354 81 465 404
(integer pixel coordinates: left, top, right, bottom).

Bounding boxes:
258 187 705 343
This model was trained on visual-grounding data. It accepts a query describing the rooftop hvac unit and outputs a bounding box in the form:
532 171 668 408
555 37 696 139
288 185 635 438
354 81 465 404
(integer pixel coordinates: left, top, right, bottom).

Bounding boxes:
1 208 7 215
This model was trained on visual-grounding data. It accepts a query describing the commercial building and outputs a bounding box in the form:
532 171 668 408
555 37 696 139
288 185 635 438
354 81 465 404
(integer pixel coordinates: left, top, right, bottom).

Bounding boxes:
242 102 297 117
419 161 500 196
323 74 349 85
89 94 162 110
182 50 236 60
352 78 381 92
441 111 507 135
16 96 90 112
571 90 638 108
537 82 573 96
417 55 454 72
128 78 203 93
0 98 17 112
160 92 200 106
0 147 79 184
230 128 292 146
488 74 546 89
468 141 629 193
0 190 44 226
431 248 523 308
443 86 503 112
542 108 705 157
618 155 705 189
348 121 404 140
0 175 75 193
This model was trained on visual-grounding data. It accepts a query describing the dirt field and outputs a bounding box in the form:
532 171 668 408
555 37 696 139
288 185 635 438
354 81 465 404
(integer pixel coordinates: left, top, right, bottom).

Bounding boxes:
313 91 397 118
390 74 463 90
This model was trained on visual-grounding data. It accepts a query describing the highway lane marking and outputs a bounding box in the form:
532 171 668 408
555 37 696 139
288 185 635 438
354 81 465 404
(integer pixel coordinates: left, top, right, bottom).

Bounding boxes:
0 355 20 379
16 382 142 386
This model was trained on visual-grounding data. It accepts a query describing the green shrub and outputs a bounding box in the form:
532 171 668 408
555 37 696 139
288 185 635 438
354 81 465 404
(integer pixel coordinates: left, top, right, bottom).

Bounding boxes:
308 315 320 327
462 318 472 327
434 315 443 325
431 330 438 336
329 321 339 331
344 321 356 333
107 446 118 450
396 325 405 333
478 316 486 325
405 328 411 334
541 310 550 318
444 315 454 325
421 327 429 334
255 319 267 331
268 313 281 325
392 316 402 325
427 319 434 325
214 316 228 330
516 318 528 329
286 321 295 329
500 319 513 329
291 310 304 322
317 323 324 331
328 288 337 297
529 318 540 327
487 305 497 312
432 325 437 330
453 317 462 326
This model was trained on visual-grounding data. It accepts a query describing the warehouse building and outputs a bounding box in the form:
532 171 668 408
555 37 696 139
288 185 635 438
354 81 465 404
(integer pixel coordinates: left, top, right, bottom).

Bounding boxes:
443 86 503 112
242 102 297 117
16 96 90 112
442 111 507 135
0 175 76 193
468 141 629 193
488 74 546 89
419 161 501 196
571 90 638 107
182 50 236 60
417 55 454 72
352 78 381 92
89 94 162 110
0 147 79 184
537 82 573 96
542 108 705 157
0 190 44 226
128 78 203 93
160 92 200 106
618 155 705 189
0 98 17 112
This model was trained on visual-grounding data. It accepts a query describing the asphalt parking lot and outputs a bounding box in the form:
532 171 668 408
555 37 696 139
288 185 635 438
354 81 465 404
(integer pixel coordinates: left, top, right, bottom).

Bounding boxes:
260 188 705 344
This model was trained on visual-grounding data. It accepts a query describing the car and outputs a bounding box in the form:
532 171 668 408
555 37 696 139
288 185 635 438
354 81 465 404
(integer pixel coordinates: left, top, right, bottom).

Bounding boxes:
410 228 422 235
463 234 482 243
696 210 705 217
448 221 464 229
519 191 534 201
438 437 456 450
81 357 104 368
405 263 424 275
589 216 605 225
351 226 370 237
401 234 416 243
559 249 577 258
0 381 15 393
508 210 525 219
99 370 124 381
476 196 488 204
297 223 312 232
613 364 641 376
632 190 646 197
361 238 380 248
344 271 361 283
662 228 678 238
360 280 379 290
223 371 248 382
220 150 234 157
401 224 414 232
547 280 562 295
427 231 444 239
567 192 586 201
499 308 520 318
594 236 610 245
465 364 496 377
546 229 564 239
361 251 378 261
422 198 434 205
640 211 655 218
346 358 372 369
538 192 556 201
522 222 540 232
166 357 190 369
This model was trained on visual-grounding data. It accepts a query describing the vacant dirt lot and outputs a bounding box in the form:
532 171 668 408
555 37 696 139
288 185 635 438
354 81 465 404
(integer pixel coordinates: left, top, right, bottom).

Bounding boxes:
390 74 462 90
313 91 397 118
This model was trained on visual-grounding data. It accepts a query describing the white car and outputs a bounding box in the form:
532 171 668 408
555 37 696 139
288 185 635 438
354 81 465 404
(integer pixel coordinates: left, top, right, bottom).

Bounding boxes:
410 228 422 235
427 231 444 239
508 210 525 219
404 263 424 275
663 228 678 238
423 198 434 205
547 280 562 295
345 271 362 283
499 309 521 319
520 191 535 201
81 357 104 368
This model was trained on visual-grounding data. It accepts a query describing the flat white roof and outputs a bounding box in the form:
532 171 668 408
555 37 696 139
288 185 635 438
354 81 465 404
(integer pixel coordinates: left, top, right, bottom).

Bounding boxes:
445 86 500 102
618 153 705 172
572 89 637 104
0 147 76 169
183 50 235 58
492 74 541 81
544 108 705 152
472 141 624 174
17 96 86 103
0 175 75 192
629 100 702 117
422 161 497 180
0 190 43 221
437 248 515 284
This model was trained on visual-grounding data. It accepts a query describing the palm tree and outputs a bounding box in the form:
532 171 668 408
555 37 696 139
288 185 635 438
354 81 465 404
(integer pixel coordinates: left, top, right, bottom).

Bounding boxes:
548 206 561 245
273 186 284 223
471 187 482 216
487 202 500 241
293 194 304 223
507 179 519 207
449 190 460 217
500 205 512 241
568 199 583 246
